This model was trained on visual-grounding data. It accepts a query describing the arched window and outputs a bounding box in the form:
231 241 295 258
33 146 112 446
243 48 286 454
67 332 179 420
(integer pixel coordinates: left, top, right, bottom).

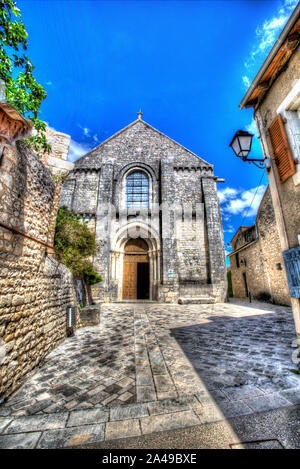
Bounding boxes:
126 171 149 209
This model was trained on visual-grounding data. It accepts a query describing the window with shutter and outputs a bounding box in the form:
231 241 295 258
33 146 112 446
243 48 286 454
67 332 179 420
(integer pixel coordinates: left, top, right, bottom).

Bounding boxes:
268 114 296 183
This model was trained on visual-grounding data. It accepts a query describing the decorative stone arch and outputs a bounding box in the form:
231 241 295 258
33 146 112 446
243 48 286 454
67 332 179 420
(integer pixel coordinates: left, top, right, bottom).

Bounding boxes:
114 162 159 211
110 221 161 300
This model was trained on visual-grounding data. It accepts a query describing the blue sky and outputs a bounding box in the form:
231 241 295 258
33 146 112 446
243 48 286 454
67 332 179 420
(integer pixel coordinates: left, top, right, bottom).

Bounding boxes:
17 0 298 258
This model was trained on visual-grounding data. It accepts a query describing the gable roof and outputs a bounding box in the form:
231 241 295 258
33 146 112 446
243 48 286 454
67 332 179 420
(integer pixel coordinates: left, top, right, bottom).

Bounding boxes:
230 226 253 244
73 118 213 168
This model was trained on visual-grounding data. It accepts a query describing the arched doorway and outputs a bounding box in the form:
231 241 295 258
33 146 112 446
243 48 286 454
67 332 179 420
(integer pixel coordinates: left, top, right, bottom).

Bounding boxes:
122 238 149 300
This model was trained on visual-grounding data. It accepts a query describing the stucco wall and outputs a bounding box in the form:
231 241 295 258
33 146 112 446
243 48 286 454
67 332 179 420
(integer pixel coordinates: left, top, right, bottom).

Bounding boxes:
256 46 300 249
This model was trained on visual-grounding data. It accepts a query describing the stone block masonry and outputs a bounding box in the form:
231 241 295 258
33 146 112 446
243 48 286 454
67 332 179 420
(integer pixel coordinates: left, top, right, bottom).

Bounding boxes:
0 141 77 399
230 187 290 306
40 127 74 175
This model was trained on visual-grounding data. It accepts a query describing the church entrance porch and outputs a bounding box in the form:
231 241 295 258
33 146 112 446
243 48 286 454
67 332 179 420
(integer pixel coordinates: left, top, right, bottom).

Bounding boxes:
122 238 150 300
110 222 160 302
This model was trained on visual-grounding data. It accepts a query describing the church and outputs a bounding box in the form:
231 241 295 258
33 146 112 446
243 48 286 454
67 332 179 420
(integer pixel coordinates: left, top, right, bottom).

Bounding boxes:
60 114 226 303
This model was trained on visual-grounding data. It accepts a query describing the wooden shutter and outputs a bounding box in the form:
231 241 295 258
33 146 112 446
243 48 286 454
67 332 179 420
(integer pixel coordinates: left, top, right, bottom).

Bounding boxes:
268 114 296 183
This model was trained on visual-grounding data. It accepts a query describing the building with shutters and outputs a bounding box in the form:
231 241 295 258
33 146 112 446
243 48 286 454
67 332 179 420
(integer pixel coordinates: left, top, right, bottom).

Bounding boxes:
229 186 290 306
59 115 227 304
239 4 300 339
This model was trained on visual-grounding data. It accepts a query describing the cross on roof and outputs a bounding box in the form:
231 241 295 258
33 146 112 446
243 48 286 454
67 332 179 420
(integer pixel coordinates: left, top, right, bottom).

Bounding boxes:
137 109 143 120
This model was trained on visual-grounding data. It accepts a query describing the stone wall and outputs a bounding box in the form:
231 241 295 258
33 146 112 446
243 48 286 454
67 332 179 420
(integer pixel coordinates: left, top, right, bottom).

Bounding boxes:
230 187 290 305
202 177 227 302
40 127 74 175
72 169 99 214
0 142 77 398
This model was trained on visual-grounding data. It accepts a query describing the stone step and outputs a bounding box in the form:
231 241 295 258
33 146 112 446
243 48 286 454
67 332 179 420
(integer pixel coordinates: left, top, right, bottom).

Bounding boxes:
115 300 158 303
178 297 215 305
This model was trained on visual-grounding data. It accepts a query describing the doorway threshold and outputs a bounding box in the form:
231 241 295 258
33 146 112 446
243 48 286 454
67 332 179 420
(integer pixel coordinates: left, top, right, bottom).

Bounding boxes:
114 300 158 303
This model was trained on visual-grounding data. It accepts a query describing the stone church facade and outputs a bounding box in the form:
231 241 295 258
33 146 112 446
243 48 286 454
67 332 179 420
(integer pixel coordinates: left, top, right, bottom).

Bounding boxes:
60 117 226 303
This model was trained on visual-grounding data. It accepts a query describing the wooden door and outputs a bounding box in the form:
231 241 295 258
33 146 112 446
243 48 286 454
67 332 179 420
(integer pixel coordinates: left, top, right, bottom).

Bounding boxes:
123 261 137 299
122 238 149 300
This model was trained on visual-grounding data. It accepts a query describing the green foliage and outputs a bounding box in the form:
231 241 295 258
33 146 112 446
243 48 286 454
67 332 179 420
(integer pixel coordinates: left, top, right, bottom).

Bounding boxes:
289 369 300 375
52 171 70 185
83 264 103 286
227 270 233 298
0 1 50 154
54 206 102 285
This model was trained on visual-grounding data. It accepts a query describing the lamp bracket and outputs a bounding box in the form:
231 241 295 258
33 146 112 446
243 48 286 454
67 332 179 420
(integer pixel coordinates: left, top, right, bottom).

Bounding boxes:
242 157 265 169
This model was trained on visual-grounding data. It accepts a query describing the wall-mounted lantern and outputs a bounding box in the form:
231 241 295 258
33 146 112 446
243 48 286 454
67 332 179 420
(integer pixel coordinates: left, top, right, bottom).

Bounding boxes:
229 129 271 170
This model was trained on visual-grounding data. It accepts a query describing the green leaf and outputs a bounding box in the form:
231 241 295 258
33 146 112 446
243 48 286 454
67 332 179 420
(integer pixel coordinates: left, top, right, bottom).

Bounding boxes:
54 206 103 284
0 0 51 155
289 369 300 375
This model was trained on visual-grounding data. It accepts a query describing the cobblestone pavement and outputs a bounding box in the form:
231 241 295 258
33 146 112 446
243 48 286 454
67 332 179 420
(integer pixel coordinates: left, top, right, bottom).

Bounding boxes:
1 299 300 448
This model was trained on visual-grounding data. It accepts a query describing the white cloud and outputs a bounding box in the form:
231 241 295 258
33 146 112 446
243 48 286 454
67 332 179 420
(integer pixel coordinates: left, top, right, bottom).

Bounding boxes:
45 81 53 86
242 75 251 90
78 124 91 137
218 187 239 204
67 139 91 162
78 124 101 144
218 184 267 218
246 120 258 137
223 225 235 234
243 0 298 81
225 185 266 217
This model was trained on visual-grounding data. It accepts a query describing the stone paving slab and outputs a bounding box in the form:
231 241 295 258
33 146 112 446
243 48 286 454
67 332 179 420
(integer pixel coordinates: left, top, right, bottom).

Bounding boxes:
147 397 191 415
109 403 149 421
0 417 12 433
216 400 253 419
244 394 291 413
280 388 300 405
3 412 68 434
37 423 106 449
0 432 42 449
105 419 141 440
193 403 226 424
67 408 109 427
0 299 300 448
140 409 200 434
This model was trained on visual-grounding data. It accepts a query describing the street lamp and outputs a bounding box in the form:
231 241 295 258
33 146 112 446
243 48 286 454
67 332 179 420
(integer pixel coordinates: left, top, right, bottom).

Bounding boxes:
229 130 270 169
